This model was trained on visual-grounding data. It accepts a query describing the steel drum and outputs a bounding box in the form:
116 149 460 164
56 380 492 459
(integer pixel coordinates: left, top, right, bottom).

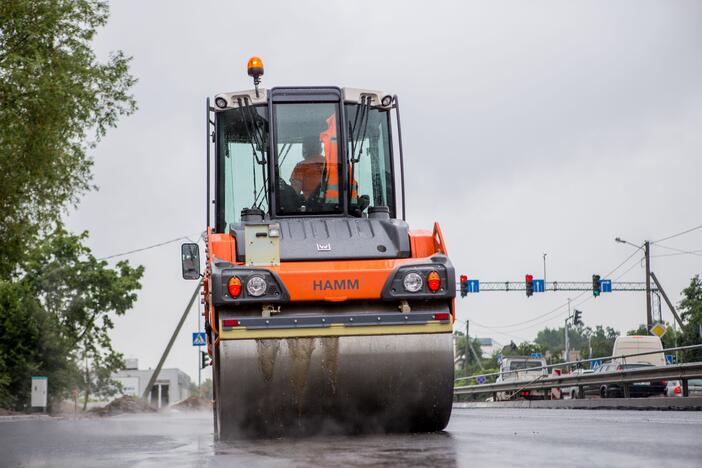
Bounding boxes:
216 332 454 438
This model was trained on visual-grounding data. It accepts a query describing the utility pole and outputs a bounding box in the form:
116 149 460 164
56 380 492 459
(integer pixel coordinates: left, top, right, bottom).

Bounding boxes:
465 320 484 371
564 298 571 361
197 295 202 388
465 320 470 369
142 280 202 402
543 253 547 282
644 240 652 329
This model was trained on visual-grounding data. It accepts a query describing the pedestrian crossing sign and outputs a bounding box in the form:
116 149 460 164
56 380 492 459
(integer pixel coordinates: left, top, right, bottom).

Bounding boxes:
192 332 206 346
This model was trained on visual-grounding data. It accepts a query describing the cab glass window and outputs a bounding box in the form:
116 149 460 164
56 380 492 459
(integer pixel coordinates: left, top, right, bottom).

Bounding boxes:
274 103 342 215
345 104 394 217
217 106 269 227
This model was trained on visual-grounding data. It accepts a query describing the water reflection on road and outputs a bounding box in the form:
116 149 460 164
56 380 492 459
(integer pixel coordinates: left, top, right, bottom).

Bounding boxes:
212 432 457 467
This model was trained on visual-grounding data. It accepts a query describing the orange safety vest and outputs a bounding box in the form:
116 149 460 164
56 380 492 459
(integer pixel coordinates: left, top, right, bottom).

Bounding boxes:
319 114 358 203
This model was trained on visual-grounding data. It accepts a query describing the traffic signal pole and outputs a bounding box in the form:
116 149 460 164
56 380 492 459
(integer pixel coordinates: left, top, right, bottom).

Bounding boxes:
644 241 652 329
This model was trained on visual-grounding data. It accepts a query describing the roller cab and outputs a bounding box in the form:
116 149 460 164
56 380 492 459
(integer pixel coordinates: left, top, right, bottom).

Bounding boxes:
185 62 456 438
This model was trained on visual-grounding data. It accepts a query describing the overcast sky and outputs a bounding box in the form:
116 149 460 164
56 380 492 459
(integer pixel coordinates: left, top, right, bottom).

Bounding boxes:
66 0 702 382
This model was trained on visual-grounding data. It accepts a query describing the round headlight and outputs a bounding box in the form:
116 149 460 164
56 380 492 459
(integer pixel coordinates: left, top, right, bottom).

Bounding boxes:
381 95 393 107
246 276 267 297
214 96 228 108
403 272 423 293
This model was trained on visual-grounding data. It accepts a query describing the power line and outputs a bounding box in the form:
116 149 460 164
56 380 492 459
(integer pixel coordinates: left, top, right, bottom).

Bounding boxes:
653 223 702 243
652 250 702 259
97 232 202 261
652 244 702 258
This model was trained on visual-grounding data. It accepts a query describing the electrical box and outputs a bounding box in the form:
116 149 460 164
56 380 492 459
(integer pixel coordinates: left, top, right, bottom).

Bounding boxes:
244 223 280 266
31 376 48 408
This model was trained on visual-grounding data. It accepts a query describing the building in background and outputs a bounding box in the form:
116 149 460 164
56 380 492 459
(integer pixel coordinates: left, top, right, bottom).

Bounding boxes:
478 338 502 359
112 359 191 408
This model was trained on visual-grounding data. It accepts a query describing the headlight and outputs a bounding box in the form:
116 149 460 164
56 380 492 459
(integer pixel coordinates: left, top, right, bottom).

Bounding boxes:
403 272 423 293
246 276 267 297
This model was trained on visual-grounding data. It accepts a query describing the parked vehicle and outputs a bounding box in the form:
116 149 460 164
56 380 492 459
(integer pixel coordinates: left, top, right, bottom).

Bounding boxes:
666 379 702 397
612 335 665 366
583 363 666 398
562 368 594 399
495 356 548 400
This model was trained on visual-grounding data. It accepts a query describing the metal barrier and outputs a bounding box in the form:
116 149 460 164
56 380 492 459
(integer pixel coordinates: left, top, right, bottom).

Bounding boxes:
454 344 702 400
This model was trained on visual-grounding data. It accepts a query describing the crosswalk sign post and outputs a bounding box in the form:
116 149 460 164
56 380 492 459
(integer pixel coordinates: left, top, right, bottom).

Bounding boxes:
192 332 206 346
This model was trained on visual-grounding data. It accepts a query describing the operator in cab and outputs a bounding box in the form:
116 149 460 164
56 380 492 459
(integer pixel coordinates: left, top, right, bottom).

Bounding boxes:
290 135 325 200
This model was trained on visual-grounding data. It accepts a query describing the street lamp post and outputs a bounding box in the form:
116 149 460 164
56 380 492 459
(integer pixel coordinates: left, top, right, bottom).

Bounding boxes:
615 237 652 329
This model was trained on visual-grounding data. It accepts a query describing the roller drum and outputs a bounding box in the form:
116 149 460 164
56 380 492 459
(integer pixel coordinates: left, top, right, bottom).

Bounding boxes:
216 332 454 438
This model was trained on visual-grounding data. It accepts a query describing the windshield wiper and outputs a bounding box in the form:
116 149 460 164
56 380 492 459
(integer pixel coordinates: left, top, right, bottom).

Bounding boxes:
237 96 268 209
347 95 372 204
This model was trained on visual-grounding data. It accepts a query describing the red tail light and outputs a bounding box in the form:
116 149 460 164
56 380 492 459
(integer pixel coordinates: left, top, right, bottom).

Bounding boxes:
222 319 240 328
521 391 530 396
427 271 441 292
434 312 450 321
228 277 242 297
674 385 681 394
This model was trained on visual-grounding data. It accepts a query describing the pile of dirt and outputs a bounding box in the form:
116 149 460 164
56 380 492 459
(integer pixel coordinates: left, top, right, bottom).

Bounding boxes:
0 407 20 416
171 396 212 411
90 396 156 416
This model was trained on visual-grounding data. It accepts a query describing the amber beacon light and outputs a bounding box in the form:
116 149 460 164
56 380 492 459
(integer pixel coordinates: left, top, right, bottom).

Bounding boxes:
247 56 264 97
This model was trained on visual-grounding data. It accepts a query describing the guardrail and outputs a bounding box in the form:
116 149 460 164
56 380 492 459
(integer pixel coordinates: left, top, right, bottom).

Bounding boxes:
454 344 702 400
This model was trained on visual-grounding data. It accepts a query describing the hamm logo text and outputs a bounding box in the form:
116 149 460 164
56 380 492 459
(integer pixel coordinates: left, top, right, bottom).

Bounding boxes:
313 279 359 291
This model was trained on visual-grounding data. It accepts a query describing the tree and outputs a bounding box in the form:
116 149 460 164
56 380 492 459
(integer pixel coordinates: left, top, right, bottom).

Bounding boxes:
26 227 144 409
584 325 619 359
0 0 137 276
0 227 143 410
678 275 702 362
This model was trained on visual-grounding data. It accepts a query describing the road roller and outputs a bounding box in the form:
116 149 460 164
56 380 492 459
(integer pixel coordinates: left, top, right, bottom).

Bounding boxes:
181 57 456 438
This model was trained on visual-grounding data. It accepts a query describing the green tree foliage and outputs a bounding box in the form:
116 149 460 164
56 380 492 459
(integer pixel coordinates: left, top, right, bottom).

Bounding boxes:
0 0 137 276
0 227 143 410
453 331 485 378
0 0 139 411
586 325 619 358
678 275 702 362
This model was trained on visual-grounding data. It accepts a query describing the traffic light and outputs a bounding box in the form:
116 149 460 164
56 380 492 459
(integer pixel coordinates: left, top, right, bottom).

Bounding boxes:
592 274 601 297
525 274 534 297
200 351 209 369
573 310 583 326
460 275 468 297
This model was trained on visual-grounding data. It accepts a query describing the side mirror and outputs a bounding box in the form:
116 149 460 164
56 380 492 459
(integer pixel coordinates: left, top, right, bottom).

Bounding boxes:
181 243 201 280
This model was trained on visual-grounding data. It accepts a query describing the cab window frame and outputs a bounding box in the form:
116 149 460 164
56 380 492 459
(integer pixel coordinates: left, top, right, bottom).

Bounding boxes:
268 87 349 218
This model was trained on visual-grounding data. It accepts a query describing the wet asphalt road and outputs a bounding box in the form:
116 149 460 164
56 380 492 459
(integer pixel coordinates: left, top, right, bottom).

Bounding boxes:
1 408 701 467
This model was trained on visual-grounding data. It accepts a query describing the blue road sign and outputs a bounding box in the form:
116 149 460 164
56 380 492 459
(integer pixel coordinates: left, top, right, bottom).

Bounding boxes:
533 279 545 293
665 355 674 365
600 279 612 293
467 279 480 293
496 353 503 365
192 332 206 346
591 359 603 369
476 375 487 385
530 352 544 359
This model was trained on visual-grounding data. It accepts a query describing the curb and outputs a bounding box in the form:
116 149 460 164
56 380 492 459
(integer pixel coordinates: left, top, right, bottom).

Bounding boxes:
453 397 702 411
0 414 54 422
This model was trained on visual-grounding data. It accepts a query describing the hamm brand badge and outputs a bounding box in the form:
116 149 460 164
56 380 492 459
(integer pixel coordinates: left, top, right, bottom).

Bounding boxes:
316 243 331 251
313 279 359 291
